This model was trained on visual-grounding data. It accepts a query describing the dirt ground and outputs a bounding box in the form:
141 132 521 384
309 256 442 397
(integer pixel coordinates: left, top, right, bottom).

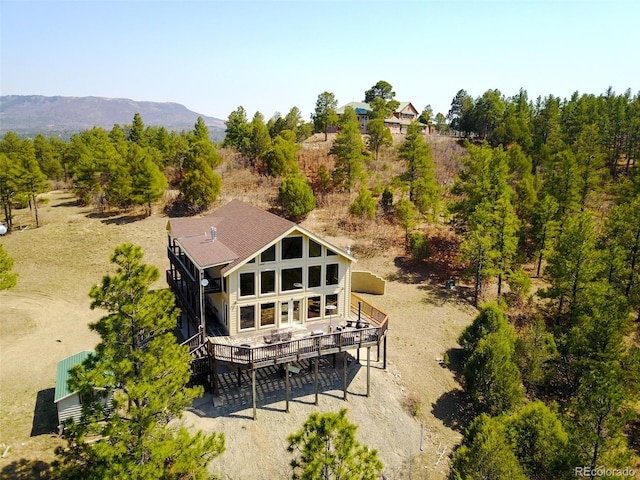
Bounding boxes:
0 187 476 479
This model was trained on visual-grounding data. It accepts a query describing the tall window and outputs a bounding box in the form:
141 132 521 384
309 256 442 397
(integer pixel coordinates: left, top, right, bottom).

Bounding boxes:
325 294 338 313
282 237 303 259
326 263 339 285
240 272 255 296
240 305 255 330
261 245 275 262
307 296 321 320
308 265 321 288
260 270 275 294
281 268 302 291
260 303 275 327
309 239 322 257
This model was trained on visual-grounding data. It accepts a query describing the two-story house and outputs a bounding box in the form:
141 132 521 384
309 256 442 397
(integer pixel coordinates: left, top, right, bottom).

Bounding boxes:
166 200 389 419
167 199 356 337
335 101 426 134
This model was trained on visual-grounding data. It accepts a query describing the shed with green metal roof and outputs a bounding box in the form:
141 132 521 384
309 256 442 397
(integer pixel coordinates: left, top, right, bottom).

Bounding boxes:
54 351 93 427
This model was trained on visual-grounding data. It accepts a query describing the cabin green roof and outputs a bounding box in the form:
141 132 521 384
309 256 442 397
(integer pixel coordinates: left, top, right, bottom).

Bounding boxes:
54 351 93 403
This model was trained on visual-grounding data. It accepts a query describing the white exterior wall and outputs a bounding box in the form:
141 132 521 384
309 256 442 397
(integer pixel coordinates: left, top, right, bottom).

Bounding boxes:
225 233 352 335
56 393 83 425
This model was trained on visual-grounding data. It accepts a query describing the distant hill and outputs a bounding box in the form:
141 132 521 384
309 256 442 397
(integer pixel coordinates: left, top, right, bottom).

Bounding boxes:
0 95 226 140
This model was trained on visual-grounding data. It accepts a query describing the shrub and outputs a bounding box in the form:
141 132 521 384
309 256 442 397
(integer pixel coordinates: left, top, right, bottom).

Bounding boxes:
408 231 430 260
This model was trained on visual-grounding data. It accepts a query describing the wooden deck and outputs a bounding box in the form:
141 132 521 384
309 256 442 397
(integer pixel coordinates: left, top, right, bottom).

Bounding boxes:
206 293 388 369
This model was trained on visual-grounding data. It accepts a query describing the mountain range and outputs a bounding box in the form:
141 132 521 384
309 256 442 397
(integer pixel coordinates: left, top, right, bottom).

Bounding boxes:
0 95 226 140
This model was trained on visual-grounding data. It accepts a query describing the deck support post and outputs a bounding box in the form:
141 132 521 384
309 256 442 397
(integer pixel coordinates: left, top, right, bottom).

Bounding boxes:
377 342 380 362
285 362 290 413
383 336 387 370
357 346 360 363
210 355 218 395
314 356 319 406
251 368 257 421
237 366 242 387
343 353 348 401
366 347 371 398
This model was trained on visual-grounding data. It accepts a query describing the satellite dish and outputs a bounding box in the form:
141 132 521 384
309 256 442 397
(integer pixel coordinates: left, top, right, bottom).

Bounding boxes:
0 223 6 235
201 278 209 287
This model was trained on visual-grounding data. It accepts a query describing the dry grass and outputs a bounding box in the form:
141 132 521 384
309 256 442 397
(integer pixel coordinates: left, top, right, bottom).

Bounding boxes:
0 137 475 479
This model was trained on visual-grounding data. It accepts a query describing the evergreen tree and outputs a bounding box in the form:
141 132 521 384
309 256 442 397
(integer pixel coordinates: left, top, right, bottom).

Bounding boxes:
192 116 209 142
449 414 527 480
532 194 560 277
492 191 520 297
248 111 272 166
278 174 316 220
515 315 558 392
541 211 602 322
366 117 392 162
503 401 570 479
127 113 147 146
458 302 510 357
312 91 339 141
0 244 18 290
463 327 524 416
180 157 222 213
329 107 367 191
0 152 18 230
130 150 167 216
349 185 376 219
14 141 48 227
567 360 634 474
434 112 449 135
222 106 251 154
395 197 418 249
53 244 225 479
287 409 383 480
459 201 499 305
264 133 299 177
602 195 640 319
104 159 133 210
399 122 440 220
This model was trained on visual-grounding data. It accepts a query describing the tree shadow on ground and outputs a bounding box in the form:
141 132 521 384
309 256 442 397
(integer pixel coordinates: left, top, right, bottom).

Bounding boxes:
431 388 474 433
85 210 149 224
442 347 465 382
31 389 57 437
0 459 52 480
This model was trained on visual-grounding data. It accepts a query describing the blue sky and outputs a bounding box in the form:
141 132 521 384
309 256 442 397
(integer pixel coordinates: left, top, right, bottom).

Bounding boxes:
1 0 638 122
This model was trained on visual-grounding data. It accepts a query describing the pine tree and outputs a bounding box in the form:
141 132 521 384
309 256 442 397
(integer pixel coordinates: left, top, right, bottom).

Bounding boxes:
463 328 524 416
330 107 367 191
312 91 338 141
399 122 440 220
287 409 383 480
264 134 299 177
366 117 392 162
449 414 527 480
0 244 18 290
53 244 225 479
278 174 316 219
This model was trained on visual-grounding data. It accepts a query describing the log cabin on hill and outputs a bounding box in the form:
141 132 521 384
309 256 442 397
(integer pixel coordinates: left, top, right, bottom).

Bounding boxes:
166 200 389 418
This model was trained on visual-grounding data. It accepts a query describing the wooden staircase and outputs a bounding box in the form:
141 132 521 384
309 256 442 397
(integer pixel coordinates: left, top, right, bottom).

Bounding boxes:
181 333 210 380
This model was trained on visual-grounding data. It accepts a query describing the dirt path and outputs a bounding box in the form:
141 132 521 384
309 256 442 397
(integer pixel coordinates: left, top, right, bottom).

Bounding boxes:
0 191 476 479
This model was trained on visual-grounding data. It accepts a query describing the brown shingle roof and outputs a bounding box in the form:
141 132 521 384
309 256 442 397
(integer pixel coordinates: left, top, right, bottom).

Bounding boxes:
168 200 296 273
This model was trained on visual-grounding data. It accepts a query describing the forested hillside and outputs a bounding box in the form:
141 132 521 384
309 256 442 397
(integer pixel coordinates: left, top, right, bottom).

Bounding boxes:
1 83 639 478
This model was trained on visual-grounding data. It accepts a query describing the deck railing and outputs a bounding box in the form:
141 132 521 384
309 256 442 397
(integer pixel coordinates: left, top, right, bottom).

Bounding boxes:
206 293 388 369
208 326 380 368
